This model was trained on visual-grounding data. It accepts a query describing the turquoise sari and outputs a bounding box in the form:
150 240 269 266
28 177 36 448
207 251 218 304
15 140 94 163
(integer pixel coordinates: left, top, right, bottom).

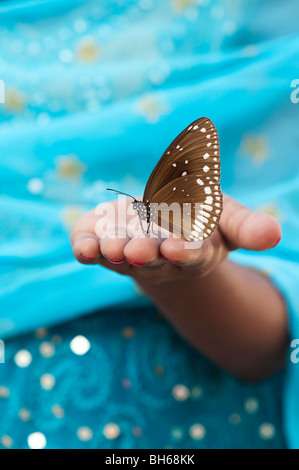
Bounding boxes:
0 0 298 449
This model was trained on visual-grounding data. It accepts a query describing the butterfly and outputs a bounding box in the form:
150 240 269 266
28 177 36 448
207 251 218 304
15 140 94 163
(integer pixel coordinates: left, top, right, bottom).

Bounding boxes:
107 117 223 242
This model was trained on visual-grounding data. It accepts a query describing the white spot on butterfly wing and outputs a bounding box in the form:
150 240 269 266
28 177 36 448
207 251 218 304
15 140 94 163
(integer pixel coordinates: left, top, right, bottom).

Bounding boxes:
205 196 213 205
199 210 211 218
194 220 205 230
200 128 206 132
196 178 204 185
203 165 210 172
197 215 208 223
203 153 209 159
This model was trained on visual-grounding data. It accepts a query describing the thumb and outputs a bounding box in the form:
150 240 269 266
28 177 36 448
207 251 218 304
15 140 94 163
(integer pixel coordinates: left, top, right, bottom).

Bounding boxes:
219 195 282 252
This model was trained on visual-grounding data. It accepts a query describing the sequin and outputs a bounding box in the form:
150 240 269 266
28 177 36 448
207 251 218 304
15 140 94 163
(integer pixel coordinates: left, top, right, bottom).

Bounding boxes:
27 178 44 195
35 328 48 339
40 374 55 390
259 423 275 440
172 384 190 401
39 342 55 358
77 427 93 441
70 335 90 356
189 424 206 440
0 386 10 398
14 350 32 368
18 408 31 422
51 405 65 419
1 435 13 448
103 423 120 439
27 432 47 449
121 327 136 338
244 397 259 414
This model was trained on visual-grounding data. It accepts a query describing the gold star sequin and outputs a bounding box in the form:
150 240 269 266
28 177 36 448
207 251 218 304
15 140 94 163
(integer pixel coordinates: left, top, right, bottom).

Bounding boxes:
189 424 206 440
172 384 190 401
39 342 55 358
19 408 31 422
62 205 85 229
77 427 93 441
259 422 275 440
103 423 120 439
76 38 101 63
173 0 196 12
134 94 170 123
4 87 26 112
0 386 10 398
56 154 87 182
35 328 48 339
51 404 64 419
1 435 13 448
121 327 136 339
240 134 270 165
132 426 143 437
40 373 55 390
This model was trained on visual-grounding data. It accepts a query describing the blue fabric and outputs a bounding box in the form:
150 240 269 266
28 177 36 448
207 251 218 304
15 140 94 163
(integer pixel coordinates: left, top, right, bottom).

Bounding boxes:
0 304 285 449
0 0 298 448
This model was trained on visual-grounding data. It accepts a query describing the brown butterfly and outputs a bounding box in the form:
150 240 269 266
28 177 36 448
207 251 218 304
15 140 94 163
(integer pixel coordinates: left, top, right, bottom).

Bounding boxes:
107 117 223 242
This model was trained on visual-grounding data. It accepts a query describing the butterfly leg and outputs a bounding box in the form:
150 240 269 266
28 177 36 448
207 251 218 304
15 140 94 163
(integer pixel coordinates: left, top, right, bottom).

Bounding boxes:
139 219 149 237
150 220 160 238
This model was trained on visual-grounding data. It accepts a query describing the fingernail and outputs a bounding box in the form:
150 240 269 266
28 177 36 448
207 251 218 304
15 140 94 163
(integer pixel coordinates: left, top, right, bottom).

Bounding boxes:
81 254 95 261
126 259 146 266
107 257 126 265
161 254 181 264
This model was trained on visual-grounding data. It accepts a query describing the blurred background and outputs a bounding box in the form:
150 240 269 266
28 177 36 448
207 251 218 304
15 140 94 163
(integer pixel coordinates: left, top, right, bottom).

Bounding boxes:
0 0 299 450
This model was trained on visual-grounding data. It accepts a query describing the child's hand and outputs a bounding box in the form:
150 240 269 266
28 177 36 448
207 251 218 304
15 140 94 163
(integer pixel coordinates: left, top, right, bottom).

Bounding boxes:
71 195 281 285
71 195 286 382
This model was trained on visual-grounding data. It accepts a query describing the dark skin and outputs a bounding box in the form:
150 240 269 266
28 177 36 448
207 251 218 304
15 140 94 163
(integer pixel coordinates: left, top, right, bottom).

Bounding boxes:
71 194 288 382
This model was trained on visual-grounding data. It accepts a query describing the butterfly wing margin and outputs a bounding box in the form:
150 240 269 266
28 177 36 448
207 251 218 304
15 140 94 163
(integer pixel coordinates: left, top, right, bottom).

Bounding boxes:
143 117 219 204
150 174 223 241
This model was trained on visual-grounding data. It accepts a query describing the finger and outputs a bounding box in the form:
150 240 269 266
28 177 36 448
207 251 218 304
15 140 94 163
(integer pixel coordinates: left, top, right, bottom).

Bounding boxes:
159 232 225 267
72 231 101 264
100 233 130 264
71 210 103 263
220 195 281 251
123 236 164 266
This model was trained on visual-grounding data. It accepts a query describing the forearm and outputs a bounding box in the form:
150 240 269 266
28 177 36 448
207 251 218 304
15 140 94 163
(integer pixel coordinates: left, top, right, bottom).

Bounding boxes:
138 259 288 382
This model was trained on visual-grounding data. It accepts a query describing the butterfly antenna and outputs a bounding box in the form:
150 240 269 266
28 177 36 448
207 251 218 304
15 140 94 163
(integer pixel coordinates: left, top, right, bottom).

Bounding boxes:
106 188 137 202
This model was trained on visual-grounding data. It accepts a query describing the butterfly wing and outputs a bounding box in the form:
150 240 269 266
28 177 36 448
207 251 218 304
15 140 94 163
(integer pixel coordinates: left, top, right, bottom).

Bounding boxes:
143 117 222 241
